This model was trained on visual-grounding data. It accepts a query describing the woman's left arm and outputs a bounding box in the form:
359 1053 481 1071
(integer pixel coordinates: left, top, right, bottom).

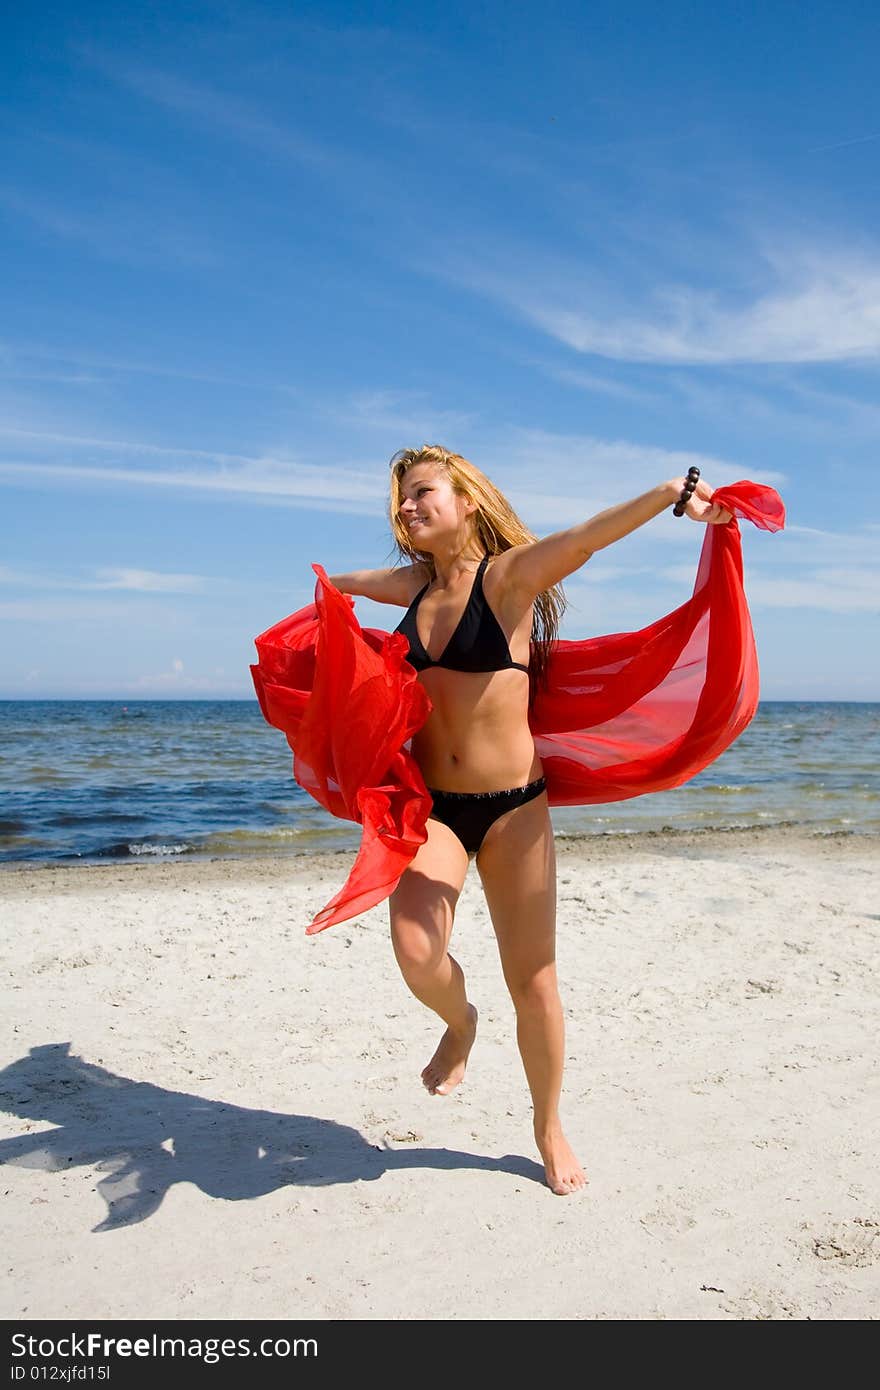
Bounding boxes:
502 477 733 600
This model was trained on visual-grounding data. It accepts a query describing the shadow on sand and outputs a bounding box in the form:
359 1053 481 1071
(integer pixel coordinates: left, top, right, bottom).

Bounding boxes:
0 1043 543 1232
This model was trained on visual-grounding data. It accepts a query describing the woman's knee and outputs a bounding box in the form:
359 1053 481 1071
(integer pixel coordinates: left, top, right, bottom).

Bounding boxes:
505 965 560 1014
388 840 464 981
391 916 448 979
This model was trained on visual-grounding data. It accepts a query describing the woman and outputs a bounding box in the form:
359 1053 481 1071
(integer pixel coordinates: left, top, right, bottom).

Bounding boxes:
327 445 733 1196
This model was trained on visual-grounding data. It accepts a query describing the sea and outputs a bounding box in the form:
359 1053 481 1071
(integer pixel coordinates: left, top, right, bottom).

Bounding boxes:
0 700 877 868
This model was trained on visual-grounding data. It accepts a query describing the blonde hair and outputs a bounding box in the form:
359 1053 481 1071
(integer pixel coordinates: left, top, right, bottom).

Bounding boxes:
388 444 566 701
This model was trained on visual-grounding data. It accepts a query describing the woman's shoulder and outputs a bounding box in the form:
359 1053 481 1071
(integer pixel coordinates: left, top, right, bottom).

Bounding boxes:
406 556 432 587
483 547 536 624
484 545 529 593
395 559 432 605
328 562 432 606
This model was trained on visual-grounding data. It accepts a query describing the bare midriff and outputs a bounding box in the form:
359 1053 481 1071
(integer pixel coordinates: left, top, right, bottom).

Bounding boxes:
409 666 543 792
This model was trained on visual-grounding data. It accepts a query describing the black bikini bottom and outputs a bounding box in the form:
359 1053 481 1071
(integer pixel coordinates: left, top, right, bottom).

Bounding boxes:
425 775 547 857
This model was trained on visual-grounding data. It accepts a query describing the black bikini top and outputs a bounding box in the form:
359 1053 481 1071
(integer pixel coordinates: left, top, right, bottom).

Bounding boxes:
394 553 530 675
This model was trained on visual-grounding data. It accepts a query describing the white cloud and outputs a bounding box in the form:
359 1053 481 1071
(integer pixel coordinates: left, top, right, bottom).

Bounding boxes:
335 388 477 439
809 131 880 154
0 340 283 390
128 661 232 692
746 569 880 613
0 457 378 510
0 186 221 270
418 241 880 365
661 561 879 613
488 427 785 527
755 524 880 566
498 425 761 479
0 564 211 594
77 49 338 171
1 421 781 526
0 598 183 621
94 569 208 593
533 361 662 403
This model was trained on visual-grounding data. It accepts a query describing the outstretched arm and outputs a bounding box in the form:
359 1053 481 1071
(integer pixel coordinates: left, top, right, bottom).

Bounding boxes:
325 562 428 605
502 477 732 601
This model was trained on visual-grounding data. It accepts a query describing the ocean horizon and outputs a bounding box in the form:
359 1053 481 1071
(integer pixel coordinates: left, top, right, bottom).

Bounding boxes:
1 699 877 868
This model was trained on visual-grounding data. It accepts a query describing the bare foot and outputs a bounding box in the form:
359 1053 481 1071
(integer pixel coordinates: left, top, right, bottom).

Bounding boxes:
536 1125 588 1196
421 1004 478 1096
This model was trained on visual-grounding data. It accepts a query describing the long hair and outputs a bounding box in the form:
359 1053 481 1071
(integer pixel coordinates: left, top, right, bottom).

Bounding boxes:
388 444 567 702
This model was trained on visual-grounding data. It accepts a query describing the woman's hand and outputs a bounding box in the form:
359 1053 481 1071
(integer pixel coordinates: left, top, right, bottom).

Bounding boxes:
668 477 732 525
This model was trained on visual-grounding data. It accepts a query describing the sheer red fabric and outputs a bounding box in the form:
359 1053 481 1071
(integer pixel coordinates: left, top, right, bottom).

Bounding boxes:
250 481 784 934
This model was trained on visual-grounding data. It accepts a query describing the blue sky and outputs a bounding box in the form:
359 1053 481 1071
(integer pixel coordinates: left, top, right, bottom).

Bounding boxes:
2 0 878 700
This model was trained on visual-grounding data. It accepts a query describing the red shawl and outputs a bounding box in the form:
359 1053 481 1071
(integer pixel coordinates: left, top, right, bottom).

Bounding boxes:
250 481 784 934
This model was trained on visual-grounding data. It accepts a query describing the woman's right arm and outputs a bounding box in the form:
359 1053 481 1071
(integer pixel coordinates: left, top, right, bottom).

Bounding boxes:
326 563 428 605
499 478 732 603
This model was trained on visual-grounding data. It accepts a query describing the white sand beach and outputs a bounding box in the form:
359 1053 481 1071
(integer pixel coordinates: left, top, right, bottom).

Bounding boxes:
1 828 877 1321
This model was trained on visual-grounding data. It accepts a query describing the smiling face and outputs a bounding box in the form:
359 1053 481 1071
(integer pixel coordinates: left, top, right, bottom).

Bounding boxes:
396 462 477 553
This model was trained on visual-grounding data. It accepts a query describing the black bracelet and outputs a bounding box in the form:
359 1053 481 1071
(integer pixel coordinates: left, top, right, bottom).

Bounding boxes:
673 465 701 516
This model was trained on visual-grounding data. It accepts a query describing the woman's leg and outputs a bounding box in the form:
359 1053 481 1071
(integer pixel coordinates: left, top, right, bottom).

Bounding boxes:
388 816 477 1095
476 790 587 1194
